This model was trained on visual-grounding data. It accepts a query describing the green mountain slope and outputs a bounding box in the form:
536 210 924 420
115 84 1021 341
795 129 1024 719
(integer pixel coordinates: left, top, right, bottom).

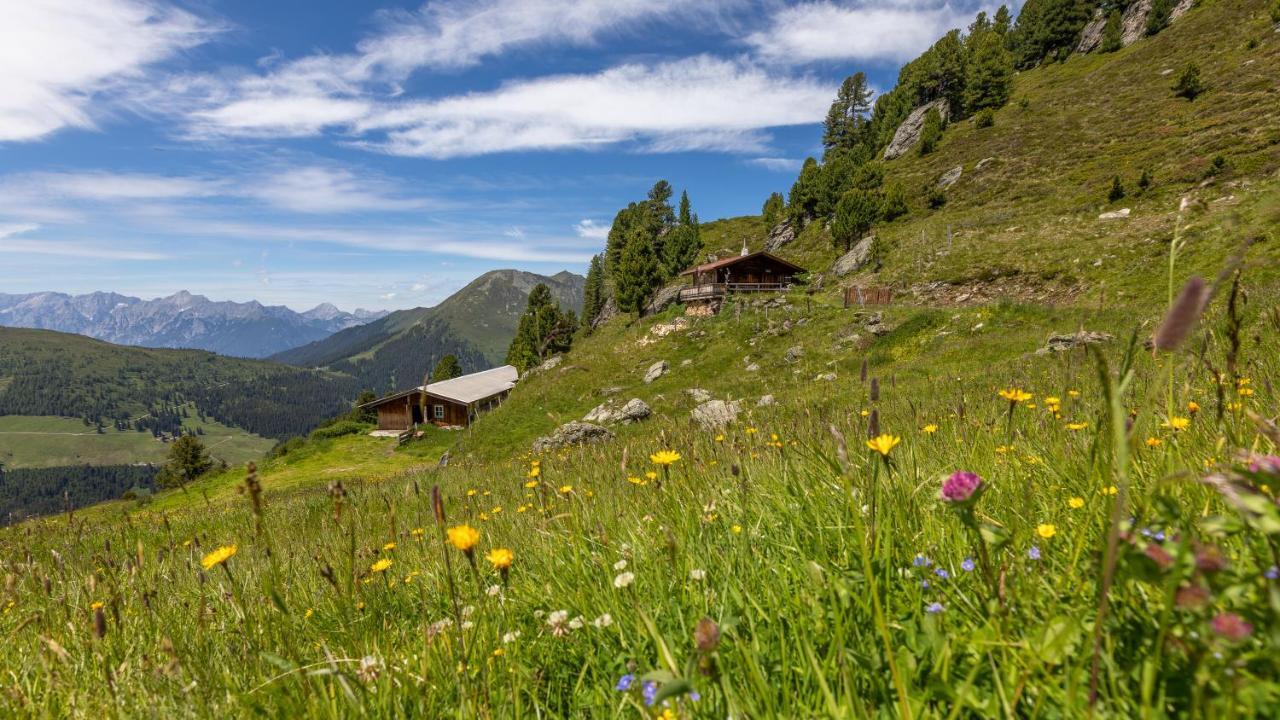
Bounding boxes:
271 269 584 391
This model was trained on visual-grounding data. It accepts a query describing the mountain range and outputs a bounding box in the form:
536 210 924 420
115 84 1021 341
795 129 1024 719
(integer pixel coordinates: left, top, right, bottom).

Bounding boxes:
0 291 388 358
272 269 585 392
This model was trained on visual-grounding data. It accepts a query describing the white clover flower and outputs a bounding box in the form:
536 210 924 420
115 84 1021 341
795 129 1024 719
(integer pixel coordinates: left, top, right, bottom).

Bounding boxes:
461 621 474 631
613 571 635 589
548 610 569 626
533 609 546 619
689 568 706 581
613 559 628 571
486 584 502 597
568 616 585 630
502 631 521 644
461 605 475 618
593 613 613 629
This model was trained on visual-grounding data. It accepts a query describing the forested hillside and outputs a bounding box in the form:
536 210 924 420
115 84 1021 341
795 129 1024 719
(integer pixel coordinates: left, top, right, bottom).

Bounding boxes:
0 328 359 440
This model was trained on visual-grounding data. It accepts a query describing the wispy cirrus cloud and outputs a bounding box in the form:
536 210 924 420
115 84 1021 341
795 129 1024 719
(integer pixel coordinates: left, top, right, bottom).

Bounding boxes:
0 223 168 260
0 0 219 142
745 156 804 172
574 219 610 240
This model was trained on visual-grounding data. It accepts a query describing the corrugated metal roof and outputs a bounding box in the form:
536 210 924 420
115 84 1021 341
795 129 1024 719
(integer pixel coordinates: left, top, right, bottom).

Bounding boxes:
425 365 519 404
361 365 519 408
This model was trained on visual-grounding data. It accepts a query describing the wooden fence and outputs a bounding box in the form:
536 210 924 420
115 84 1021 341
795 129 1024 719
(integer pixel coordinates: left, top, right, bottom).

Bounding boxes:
843 285 893 307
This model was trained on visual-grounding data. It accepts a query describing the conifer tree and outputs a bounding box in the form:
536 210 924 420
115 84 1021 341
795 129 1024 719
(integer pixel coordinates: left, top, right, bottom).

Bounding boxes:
918 107 945 155
505 284 574 372
832 189 879 252
787 158 823 227
762 192 785 228
964 30 1014 113
615 228 662 314
993 5 1012 36
880 181 909 221
432 355 462 381
1101 10 1123 52
581 254 605 329
822 72 873 157
157 435 212 489
678 190 692 226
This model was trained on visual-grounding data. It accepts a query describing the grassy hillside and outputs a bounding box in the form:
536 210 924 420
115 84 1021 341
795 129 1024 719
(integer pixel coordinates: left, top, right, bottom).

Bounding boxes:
2 1 1279 716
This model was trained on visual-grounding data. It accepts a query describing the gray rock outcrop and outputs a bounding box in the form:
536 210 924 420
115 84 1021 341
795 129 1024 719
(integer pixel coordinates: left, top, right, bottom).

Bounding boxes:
1121 0 1153 46
937 165 963 189
644 284 683 316
1036 331 1115 355
685 388 711 403
643 360 669 383
1077 8 1107 53
832 237 875 276
691 399 741 430
585 398 652 424
757 394 776 407
532 422 614 453
883 99 949 160
764 218 796 252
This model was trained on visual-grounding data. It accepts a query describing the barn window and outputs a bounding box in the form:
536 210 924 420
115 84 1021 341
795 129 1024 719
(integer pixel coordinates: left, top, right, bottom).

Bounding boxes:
434 405 445 419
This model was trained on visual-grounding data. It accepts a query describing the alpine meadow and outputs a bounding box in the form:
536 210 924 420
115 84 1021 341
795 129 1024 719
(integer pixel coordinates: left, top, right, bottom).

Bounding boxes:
3 0 1280 718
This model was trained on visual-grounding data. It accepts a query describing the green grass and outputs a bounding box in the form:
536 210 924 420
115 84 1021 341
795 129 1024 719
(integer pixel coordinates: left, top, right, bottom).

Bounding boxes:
0 411 273 469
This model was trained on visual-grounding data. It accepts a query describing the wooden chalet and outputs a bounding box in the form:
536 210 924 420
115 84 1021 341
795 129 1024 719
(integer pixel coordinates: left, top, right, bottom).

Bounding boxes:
678 250 805 309
363 365 518 431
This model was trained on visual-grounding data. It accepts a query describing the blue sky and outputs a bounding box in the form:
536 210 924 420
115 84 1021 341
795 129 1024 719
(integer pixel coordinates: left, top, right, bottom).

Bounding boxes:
0 0 1000 312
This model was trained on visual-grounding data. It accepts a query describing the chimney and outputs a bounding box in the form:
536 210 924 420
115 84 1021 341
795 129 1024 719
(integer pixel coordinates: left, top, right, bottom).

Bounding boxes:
740 240 749 257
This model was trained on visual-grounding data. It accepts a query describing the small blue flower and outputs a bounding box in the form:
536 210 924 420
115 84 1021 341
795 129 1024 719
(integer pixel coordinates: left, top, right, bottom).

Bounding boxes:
925 602 944 614
913 555 931 567
935 568 949 580
920 580 930 589
689 690 701 702
1028 545 1042 561
615 674 634 692
642 681 659 706
1266 566 1278 580
961 558 975 572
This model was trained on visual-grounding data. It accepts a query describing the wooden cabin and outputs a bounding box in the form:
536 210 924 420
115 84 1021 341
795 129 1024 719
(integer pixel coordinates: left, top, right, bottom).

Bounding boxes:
362 365 518 431
677 251 805 310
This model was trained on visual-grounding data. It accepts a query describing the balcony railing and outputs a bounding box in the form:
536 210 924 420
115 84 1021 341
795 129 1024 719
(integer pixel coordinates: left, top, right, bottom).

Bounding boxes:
678 282 789 302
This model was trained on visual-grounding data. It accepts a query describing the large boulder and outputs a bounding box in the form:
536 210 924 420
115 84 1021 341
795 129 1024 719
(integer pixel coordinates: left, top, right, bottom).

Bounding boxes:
644 284 683 316
784 345 804 363
883 99 949 160
643 360 669 383
832 236 875 276
532 422 614 453
584 398 652 424
685 388 711 403
591 296 620 329
691 399 741 430
937 165 963 189
1036 331 1115 355
1077 7 1107 53
764 218 796 252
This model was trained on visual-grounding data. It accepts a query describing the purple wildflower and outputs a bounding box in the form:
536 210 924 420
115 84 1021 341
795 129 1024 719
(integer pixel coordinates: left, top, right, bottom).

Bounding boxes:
1210 612 1253 642
1266 566 1279 580
920 580 930 589
913 555 931 567
689 690 701 702
1028 545 1042 561
615 674 634 692
642 681 659 706
935 568 949 580
925 602 944 614
941 471 983 503
961 558 975 572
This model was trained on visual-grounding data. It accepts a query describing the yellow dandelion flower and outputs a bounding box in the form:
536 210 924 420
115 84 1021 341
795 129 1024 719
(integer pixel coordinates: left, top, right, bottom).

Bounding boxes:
1227 401 1243 412
1145 437 1162 447
304 608 314 619
411 527 425 538
1067 389 1080 398
922 424 939 434
745 427 757 434
370 558 393 573
383 542 396 552
714 434 724 442
1036 523 1056 539
524 480 538 489
645 471 658 481
1238 387 1255 397
466 489 478 497
527 466 541 478
558 485 573 494
1044 396 1061 406
732 525 743 534
627 476 647 486
493 648 505 657
201 545 237 570
446 525 480 552
859 409 870 417
999 388 1033 403
1068 496 1085 509
650 450 682 466
1100 485 1118 496
865 434 901 456
486 547 513 570
1162 416 1191 431
1066 422 1089 431
90 601 104 610
1187 401 1200 414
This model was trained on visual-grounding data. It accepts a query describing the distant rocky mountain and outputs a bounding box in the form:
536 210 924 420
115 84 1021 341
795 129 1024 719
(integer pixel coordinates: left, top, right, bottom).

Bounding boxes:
0 291 388 358
272 269 584 393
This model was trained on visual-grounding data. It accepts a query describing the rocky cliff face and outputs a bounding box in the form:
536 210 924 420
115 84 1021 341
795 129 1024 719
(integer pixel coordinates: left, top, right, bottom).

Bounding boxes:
883 99 950 161
0 291 387 358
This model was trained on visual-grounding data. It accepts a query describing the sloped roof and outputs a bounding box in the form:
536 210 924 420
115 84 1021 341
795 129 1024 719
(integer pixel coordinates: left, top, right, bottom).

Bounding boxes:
425 365 518 404
361 365 518 408
679 251 806 276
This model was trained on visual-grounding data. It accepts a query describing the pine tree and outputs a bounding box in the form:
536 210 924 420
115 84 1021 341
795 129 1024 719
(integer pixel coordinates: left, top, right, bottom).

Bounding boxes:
678 190 692 226
432 355 462 381
1147 0 1174 35
605 204 638 274
505 284 574 372
832 189 879 252
787 158 823 227
158 435 212 489
918 107 944 155
662 222 701 278
1101 10 1123 52
822 72 873 157
581 254 605 329
880 181 909 221
762 192 785 228
1173 62 1205 100
1108 175 1126 202
964 30 1014 113
615 227 662 314
993 5 1012 36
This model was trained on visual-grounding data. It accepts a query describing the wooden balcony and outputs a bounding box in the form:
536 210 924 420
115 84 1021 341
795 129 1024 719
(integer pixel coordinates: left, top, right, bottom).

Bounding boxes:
678 282 789 302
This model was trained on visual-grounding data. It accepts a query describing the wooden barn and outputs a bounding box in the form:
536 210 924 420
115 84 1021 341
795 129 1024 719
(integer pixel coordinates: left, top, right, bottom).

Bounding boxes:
362 365 518 431
677 250 805 311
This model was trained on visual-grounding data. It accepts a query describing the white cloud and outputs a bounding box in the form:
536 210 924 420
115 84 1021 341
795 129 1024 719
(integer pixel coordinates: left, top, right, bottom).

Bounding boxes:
747 2 979 65
357 56 833 158
574 219 610 240
0 0 218 141
0 224 167 260
246 166 426 214
746 157 804 172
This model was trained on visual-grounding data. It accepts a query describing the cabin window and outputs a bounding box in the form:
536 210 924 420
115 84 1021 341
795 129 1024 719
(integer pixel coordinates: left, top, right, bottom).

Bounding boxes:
433 404 445 419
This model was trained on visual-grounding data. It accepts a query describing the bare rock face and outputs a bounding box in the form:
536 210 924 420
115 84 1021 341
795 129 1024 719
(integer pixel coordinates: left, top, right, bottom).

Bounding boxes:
532 421 614 452
883 99 949 160
1170 0 1194 23
1121 0 1153 46
691 399 741 430
937 165 963 189
592 296 620 329
1077 7 1107 53
644 284 684 316
643 360 669 383
585 398 652 424
764 218 796 253
1036 331 1115 355
832 237 875 276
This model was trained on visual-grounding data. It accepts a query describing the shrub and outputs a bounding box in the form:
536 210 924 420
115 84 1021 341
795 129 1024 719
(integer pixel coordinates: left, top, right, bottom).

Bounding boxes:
880 182 909 221
1101 10 1123 52
1205 154 1229 178
1137 168 1153 193
918 108 944 156
269 436 306 459
1108 175 1126 202
973 109 995 128
1173 62 1205 100
1271 0 1280 24
926 186 947 209
310 420 370 441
